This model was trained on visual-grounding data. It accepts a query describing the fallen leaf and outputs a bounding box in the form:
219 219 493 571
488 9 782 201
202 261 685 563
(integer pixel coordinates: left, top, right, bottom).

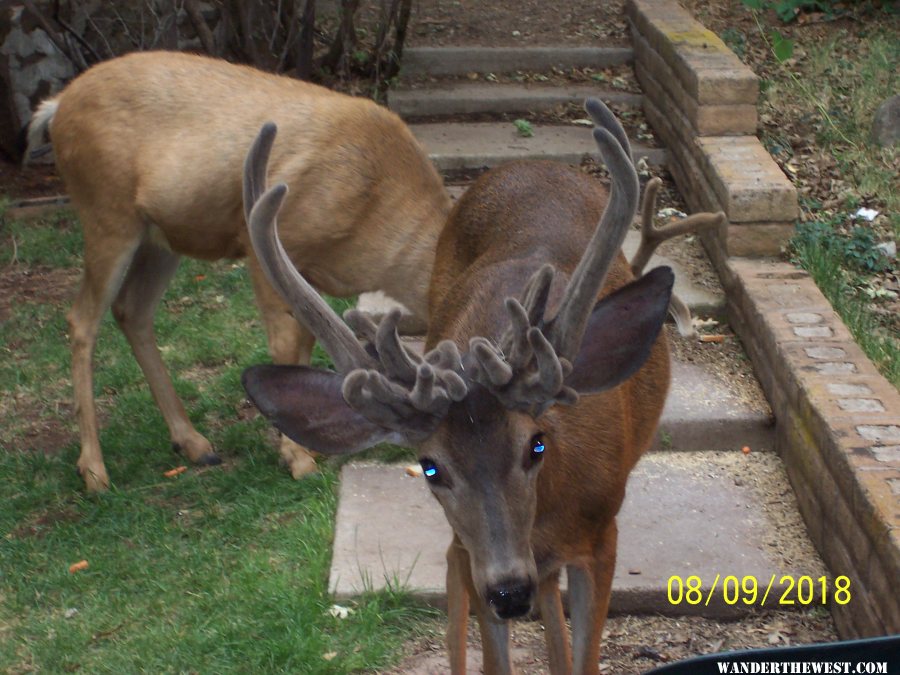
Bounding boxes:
328 604 354 619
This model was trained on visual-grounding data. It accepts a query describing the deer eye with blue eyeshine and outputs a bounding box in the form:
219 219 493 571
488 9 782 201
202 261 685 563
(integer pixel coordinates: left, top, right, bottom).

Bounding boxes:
420 458 440 484
525 434 546 469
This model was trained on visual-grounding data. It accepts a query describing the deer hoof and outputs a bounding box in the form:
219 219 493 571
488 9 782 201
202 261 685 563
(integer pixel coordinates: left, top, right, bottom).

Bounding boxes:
285 453 318 480
278 438 319 479
77 463 110 492
171 437 217 465
198 452 222 466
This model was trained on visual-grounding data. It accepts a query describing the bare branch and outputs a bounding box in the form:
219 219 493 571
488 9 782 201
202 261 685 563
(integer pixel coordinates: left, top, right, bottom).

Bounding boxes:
185 0 217 54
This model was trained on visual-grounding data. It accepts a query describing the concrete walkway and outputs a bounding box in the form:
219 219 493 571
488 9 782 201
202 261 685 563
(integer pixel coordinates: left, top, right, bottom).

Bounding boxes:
330 452 821 617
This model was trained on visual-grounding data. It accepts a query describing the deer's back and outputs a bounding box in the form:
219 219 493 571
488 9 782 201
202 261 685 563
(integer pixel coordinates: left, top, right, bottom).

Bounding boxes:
49 51 448 280
429 160 671 568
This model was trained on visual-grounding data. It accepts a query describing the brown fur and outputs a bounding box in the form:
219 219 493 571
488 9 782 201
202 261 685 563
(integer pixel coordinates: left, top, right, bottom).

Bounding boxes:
39 51 450 490
426 160 670 674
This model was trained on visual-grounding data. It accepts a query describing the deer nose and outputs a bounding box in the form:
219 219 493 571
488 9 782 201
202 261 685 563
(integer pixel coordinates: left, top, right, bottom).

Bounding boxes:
486 580 534 619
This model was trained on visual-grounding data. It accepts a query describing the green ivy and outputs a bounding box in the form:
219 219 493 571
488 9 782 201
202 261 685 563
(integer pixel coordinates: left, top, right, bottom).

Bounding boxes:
792 220 893 276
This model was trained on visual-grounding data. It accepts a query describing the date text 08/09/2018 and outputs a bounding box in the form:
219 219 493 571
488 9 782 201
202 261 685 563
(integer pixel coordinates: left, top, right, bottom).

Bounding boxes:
667 575 851 607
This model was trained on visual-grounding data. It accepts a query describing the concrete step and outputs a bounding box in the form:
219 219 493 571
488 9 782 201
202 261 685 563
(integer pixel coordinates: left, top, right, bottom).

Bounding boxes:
401 46 634 78
411 122 666 174
359 228 725 324
388 83 642 119
330 451 823 617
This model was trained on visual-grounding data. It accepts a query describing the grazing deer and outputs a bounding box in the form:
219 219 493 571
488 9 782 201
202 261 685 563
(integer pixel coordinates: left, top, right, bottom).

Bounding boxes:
241 98 699 674
24 51 450 491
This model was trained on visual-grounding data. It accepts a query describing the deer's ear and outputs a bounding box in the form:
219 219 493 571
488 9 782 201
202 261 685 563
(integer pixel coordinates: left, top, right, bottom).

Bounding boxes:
564 266 674 394
241 365 403 455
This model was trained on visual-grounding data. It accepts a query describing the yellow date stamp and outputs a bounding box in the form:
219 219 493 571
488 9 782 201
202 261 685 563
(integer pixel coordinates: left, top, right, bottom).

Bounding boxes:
666 574 851 607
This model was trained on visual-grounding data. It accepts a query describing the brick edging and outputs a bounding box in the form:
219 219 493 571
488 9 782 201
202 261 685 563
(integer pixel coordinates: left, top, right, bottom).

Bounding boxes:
625 0 899 638
722 260 900 637
625 0 797 259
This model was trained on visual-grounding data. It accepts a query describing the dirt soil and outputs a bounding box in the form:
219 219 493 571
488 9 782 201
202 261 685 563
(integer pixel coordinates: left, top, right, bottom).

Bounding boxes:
407 0 631 47
0 161 63 201
389 609 837 674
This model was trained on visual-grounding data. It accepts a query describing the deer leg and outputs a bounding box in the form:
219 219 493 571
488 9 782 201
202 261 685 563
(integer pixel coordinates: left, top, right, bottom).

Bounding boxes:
567 521 617 675
246 257 319 478
448 539 516 674
446 537 471 674
69 235 142 492
537 571 571 674
111 241 218 465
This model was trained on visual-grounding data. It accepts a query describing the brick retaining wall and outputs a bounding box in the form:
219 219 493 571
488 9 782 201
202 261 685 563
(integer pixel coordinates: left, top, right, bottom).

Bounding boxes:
625 0 900 638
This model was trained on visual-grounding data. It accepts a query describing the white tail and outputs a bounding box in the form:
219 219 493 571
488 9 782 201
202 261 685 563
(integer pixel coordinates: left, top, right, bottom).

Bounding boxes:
32 51 450 491
23 98 58 165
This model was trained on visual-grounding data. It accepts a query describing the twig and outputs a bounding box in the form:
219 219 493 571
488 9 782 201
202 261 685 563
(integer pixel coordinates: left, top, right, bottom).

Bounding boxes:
53 2 105 63
185 0 217 54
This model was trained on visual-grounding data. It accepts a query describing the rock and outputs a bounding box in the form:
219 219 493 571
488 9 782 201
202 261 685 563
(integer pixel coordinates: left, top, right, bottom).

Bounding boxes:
0 5 75 162
871 94 900 147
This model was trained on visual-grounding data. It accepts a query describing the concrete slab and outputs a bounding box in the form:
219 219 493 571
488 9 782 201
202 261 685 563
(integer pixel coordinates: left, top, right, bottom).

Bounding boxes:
659 359 773 453
330 452 824 617
412 122 667 173
388 83 642 118
401 46 633 78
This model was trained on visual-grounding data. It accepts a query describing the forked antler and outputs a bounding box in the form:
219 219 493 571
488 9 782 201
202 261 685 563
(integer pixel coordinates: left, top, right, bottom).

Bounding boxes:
245 97 644 426
244 124 467 434
629 177 725 336
468 98 641 414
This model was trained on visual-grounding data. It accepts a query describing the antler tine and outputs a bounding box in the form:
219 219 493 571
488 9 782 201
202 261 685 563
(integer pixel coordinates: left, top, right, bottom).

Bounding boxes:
585 97 633 163
244 124 375 375
545 102 640 361
629 176 663 276
243 122 276 222
630 177 726 275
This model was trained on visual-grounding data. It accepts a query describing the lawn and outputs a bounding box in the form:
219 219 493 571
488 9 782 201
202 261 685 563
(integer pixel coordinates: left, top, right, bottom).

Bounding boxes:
0 208 437 673
687 1 899 387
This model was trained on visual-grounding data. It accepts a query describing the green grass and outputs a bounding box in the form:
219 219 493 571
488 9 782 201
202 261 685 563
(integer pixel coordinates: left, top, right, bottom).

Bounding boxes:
764 28 900 384
0 210 437 673
791 221 900 388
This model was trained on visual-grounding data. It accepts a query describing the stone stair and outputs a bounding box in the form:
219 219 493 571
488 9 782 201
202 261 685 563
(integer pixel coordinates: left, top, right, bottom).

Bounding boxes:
388 46 666 176
337 46 828 621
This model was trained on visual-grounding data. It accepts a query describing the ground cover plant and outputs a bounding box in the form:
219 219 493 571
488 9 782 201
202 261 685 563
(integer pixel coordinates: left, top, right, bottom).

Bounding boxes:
0 207 437 673
686 0 899 387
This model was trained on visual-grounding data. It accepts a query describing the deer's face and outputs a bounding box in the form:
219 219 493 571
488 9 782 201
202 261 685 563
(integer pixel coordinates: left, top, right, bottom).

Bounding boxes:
417 386 545 620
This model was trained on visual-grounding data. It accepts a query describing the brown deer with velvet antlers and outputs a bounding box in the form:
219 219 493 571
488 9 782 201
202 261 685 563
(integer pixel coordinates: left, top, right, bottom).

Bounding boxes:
241 99 676 674
25 51 450 491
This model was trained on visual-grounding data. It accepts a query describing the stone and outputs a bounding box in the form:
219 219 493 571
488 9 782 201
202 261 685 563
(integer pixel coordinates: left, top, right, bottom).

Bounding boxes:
410 122 667 173
632 32 757 135
625 0 758 105
696 136 799 223
870 94 900 147
399 46 634 78
0 5 74 161
388 83 642 118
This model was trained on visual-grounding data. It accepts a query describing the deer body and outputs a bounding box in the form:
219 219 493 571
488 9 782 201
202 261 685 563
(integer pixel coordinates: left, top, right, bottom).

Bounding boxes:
239 101 684 673
426 161 670 673
27 51 449 490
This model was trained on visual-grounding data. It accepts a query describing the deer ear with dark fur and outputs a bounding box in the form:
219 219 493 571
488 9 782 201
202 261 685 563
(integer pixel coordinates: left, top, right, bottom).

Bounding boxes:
564 266 674 394
242 365 403 455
